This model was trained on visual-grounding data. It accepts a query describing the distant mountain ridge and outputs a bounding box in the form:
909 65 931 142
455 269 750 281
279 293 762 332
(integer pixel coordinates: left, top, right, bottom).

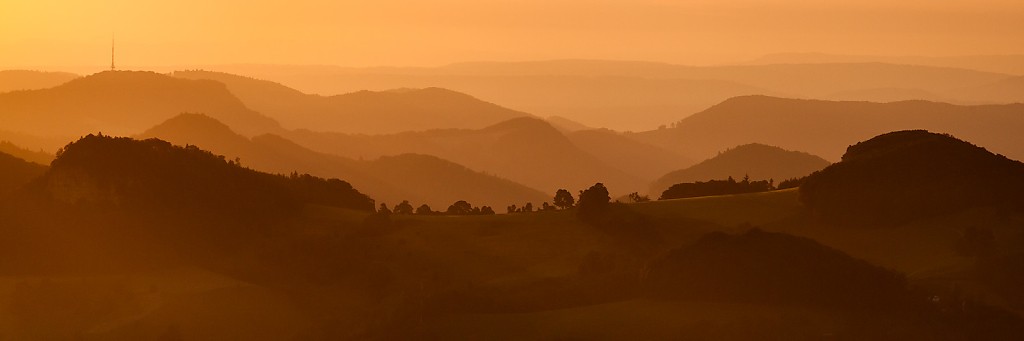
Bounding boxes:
172 70 532 133
196 60 1015 130
0 71 282 138
650 143 831 196
631 96 1024 163
0 70 79 93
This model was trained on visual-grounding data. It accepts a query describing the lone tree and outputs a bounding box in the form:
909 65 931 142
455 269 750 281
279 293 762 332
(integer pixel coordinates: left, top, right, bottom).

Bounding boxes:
523 202 534 213
447 200 473 215
554 189 575 209
416 204 433 215
378 203 392 215
577 183 610 217
481 206 495 215
393 200 414 215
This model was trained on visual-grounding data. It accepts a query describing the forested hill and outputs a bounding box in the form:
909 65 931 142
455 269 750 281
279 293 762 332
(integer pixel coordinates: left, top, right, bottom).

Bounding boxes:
0 135 375 273
800 130 1024 226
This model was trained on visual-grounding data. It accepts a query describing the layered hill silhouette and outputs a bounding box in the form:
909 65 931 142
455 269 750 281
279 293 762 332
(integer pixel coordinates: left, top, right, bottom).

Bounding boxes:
171 70 531 133
0 140 53 165
139 114 547 209
746 53 1024 76
567 129 692 181
650 143 830 196
631 96 1024 162
0 150 47 197
0 71 282 138
800 130 1024 226
285 117 648 196
206 61 1013 130
0 70 79 93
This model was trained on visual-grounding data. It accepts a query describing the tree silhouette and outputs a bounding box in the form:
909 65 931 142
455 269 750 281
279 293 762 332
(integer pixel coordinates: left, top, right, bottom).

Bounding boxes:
481 206 495 215
523 202 534 213
393 200 414 215
446 200 473 215
507 204 518 214
577 183 610 217
416 204 433 215
378 203 392 215
554 189 575 209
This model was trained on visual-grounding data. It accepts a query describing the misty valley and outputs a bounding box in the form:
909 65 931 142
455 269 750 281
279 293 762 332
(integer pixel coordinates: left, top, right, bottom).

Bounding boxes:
0 64 1022 341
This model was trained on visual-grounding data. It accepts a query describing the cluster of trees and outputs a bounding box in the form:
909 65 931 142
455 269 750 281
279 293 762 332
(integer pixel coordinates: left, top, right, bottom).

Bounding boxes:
377 200 496 216
506 188 578 213
659 175 774 200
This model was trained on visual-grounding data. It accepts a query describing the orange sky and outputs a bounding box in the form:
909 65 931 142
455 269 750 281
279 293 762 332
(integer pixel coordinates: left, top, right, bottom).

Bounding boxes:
2 0 1023 68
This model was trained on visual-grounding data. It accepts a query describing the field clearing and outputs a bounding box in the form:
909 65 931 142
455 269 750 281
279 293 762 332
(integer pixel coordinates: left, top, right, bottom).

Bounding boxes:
421 298 844 341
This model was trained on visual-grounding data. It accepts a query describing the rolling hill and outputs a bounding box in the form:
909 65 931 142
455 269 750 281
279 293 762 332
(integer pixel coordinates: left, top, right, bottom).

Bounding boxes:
138 114 548 209
284 117 648 196
171 70 532 133
0 71 282 138
649 143 830 196
630 96 1024 163
0 70 79 93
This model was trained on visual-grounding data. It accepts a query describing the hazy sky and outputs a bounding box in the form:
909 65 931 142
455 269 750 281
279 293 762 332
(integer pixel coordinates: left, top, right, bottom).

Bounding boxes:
2 0 1023 68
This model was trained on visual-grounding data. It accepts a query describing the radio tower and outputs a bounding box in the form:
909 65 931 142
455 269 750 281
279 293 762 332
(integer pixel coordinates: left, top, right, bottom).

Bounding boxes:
110 34 115 71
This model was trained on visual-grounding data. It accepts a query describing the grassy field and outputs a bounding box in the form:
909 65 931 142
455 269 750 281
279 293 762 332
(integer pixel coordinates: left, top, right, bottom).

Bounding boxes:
1 189 1017 339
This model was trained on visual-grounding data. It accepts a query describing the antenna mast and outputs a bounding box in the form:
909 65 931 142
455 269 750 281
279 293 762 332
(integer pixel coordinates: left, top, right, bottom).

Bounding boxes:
110 34 115 71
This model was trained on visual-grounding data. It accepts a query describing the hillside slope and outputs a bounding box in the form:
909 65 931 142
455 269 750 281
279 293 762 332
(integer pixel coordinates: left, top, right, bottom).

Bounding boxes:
0 151 47 197
650 143 830 195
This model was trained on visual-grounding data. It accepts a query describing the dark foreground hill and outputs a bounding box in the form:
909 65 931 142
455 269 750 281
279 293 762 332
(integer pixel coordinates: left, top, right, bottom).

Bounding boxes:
172 70 531 134
139 114 548 208
800 130 1024 226
650 143 830 196
631 96 1024 162
0 135 374 273
0 71 282 138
